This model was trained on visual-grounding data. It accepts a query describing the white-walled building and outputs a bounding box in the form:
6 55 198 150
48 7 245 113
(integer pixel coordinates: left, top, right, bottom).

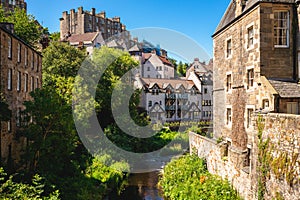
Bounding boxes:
135 58 213 123
142 52 174 79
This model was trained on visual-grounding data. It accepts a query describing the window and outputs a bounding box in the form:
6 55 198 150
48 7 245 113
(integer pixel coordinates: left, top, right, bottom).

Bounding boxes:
274 11 289 47
36 77 39 89
204 88 208 94
247 68 254 89
8 37 12 59
17 71 21 92
226 74 232 92
25 48 28 66
247 26 254 49
148 101 152 107
7 120 11 133
31 76 34 91
8 69 12 90
17 43 21 62
247 108 253 128
243 148 251 168
287 102 298 114
262 99 269 109
226 108 232 125
147 66 150 71
226 39 232 58
24 74 28 92
31 52 34 70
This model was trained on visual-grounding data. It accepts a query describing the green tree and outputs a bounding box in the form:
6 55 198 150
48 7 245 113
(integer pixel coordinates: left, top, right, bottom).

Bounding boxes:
0 94 11 165
0 7 43 47
177 61 188 77
0 167 60 200
49 32 60 42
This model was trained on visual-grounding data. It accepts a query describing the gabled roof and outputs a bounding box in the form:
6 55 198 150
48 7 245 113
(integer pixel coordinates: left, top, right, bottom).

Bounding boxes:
215 0 237 34
267 78 300 98
128 44 141 52
214 0 295 36
67 32 99 44
141 78 195 91
159 56 173 67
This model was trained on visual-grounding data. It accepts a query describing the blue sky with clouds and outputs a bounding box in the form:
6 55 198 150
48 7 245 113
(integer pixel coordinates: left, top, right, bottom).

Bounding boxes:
27 0 230 58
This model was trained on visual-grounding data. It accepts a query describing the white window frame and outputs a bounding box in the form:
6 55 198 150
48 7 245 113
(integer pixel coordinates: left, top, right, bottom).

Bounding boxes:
274 11 289 48
17 43 21 62
245 105 255 130
246 23 254 50
24 48 28 67
246 67 254 90
24 73 28 92
8 37 12 59
7 68 12 90
17 71 21 92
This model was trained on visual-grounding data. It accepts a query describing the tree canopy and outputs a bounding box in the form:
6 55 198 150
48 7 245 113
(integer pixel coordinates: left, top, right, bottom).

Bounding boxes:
0 7 43 47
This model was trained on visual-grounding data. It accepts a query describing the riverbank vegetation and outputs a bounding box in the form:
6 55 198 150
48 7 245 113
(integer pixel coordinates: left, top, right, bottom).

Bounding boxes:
159 155 242 200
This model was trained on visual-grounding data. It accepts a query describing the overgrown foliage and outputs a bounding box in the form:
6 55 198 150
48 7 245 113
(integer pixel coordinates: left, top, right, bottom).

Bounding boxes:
159 155 242 200
0 168 59 200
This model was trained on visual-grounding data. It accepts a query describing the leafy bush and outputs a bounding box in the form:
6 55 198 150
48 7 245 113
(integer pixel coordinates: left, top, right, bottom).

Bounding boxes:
159 155 242 200
0 168 59 200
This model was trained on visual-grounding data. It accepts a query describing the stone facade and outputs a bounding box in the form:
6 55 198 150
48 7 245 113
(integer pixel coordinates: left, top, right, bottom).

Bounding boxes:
190 113 300 199
60 7 126 41
198 0 300 199
0 24 42 167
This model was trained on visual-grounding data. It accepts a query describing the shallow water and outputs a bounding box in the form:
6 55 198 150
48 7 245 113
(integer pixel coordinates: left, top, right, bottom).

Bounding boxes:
107 171 164 200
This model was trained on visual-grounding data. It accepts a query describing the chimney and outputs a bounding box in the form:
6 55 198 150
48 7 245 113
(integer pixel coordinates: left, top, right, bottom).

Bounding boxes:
78 6 83 14
235 0 247 16
0 23 14 34
91 8 96 15
99 11 106 18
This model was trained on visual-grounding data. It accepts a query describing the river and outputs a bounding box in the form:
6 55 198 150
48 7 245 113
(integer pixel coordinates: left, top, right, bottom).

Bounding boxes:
107 171 164 200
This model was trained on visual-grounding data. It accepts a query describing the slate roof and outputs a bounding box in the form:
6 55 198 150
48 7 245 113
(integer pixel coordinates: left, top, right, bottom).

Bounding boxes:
214 0 295 35
268 79 300 98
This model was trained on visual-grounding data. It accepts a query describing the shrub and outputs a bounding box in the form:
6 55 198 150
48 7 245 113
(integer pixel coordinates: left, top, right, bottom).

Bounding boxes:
159 155 242 200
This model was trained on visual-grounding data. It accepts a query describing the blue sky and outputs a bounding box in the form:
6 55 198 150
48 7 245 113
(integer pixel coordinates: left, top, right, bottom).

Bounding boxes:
27 0 230 59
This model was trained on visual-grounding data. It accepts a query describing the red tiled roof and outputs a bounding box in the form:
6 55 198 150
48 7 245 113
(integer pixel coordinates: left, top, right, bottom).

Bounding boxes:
67 32 99 43
159 56 173 66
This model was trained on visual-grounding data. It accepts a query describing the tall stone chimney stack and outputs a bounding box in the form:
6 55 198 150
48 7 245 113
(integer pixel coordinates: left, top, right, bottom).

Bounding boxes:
235 0 247 16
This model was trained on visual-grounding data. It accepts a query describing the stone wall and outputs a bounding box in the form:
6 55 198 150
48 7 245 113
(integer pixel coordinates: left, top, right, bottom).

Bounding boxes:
190 113 300 200
252 113 300 200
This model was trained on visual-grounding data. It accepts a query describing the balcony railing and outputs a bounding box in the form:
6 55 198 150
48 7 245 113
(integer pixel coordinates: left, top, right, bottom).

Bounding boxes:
166 93 176 99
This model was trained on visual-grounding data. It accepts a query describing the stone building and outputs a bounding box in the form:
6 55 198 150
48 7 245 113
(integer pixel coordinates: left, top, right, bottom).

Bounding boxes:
0 23 42 167
60 7 126 41
200 0 300 199
0 0 27 13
